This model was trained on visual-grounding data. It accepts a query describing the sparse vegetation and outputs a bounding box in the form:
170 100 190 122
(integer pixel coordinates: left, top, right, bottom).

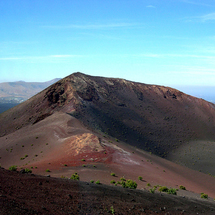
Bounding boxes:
70 172 79 181
110 206 115 214
24 168 32 173
146 183 151 187
179 185 186 190
64 164 67 166
46 169 50 172
82 164 86 167
81 159 85 161
110 180 116 184
149 188 156 193
138 176 142 180
110 172 115 176
95 180 100 184
121 179 137 189
167 188 177 195
90 180 94 183
158 186 169 192
9 165 17 171
201 193 208 199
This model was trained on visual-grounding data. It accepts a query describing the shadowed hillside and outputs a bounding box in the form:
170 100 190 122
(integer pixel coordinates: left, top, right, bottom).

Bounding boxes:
0 72 215 174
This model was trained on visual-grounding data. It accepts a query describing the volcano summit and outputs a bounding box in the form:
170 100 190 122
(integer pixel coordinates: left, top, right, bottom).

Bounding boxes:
0 72 215 203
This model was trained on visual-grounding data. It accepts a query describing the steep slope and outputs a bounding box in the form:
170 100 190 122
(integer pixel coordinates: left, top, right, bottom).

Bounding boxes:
0 72 215 174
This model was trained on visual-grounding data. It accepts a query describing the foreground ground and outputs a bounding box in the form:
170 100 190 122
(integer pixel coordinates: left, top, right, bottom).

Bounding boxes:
0 167 215 215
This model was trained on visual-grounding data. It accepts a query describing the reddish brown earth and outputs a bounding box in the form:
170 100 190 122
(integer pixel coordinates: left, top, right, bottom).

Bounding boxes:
1 167 215 215
0 72 215 214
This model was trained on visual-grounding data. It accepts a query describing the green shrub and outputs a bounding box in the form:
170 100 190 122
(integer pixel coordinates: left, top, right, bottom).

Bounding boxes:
110 180 116 184
126 179 137 189
201 193 208 199
24 168 32 173
90 180 94 183
111 172 116 176
95 180 100 184
158 186 169 192
81 159 85 161
9 165 17 171
120 177 126 181
167 188 177 195
146 183 151 187
110 206 115 214
149 188 156 193
138 176 143 180
82 164 86 167
64 164 67 166
179 185 186 190
46 169 50 172
70 172 79 180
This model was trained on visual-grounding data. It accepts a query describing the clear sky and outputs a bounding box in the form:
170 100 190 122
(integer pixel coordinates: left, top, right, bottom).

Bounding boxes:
1 0 215 87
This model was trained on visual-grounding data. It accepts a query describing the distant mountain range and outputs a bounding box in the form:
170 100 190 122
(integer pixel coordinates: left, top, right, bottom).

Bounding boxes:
0 78 61 103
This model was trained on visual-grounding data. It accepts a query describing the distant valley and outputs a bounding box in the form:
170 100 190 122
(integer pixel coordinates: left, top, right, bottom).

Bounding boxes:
0 78 61 113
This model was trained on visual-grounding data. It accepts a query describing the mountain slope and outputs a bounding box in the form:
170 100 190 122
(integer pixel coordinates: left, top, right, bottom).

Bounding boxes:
0 78 61 103
0 72 215 199
0 72 215 173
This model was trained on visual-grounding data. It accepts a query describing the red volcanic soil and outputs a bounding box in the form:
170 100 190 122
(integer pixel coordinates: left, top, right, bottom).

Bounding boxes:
0 112 215 199
1 167 215 215
1 72 215 214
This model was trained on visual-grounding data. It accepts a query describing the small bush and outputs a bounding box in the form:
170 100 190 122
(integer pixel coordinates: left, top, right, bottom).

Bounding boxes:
179 185 186 190
120 177 126 181
70 172 79 181
201 193 208 199
126 179 137 189
95 180 100 184
24 168 32 173
9 165 17 171
111 172 115 176
110 180 116 184
81 159 85 161
168 188 177 195
46 169 50 172
110 206 115 214
146 183 151 187
64 164 67 166
138 176 142 180
149 188 156 193
82 164 86 167
90 180 94 183
159 186 169 192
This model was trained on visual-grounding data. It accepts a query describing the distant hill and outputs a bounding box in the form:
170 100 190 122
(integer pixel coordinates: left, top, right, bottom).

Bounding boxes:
0 78 61 104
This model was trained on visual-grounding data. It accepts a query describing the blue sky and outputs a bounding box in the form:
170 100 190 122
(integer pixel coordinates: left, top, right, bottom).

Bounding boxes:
1 0 215 87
